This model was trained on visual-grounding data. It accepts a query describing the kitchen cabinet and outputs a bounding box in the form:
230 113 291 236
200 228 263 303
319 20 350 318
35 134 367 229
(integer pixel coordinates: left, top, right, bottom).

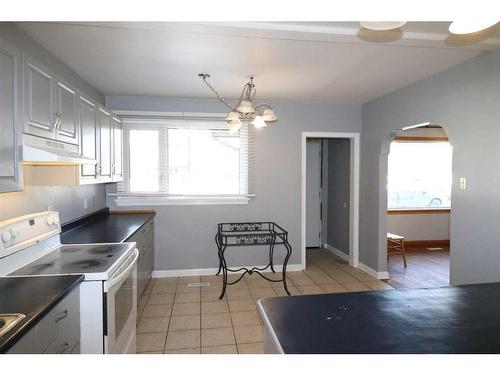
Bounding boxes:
129 217 154 300
79 96 98 184
55 80 79 145
0 36 23 193
97 108 113 183
7 287 80 354
112 116 123 182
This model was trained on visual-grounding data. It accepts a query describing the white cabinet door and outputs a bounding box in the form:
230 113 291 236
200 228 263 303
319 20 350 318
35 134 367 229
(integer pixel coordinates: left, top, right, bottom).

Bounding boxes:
79 96 98 183
112 116 123 182
24 59 56 139
55 81 79 145
98 108 112 182
0 37 23 193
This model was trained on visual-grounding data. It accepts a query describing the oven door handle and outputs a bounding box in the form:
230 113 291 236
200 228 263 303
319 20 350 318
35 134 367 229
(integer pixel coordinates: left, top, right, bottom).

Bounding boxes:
106 248 139 290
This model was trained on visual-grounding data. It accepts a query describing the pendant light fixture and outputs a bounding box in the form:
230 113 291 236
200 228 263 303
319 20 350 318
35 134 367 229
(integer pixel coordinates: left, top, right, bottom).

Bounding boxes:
199 73 277 132
359 21 407 31
449 20 498 34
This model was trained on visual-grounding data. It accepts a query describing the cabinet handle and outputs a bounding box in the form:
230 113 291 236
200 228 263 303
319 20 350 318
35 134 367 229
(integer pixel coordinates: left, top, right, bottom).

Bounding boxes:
57 342 70 354
55 309 68 323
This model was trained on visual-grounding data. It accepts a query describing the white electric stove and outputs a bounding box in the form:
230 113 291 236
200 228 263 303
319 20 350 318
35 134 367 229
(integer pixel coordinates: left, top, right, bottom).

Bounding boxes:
0 211 138 354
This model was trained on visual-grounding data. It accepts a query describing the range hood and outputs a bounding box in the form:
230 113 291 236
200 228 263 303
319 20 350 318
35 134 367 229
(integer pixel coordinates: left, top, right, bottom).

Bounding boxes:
22 133 96 165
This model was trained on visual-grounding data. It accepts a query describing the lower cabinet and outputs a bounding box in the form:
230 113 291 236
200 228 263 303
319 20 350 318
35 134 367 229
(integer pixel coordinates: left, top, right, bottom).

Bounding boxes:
128 218 154 300
7 286 81 354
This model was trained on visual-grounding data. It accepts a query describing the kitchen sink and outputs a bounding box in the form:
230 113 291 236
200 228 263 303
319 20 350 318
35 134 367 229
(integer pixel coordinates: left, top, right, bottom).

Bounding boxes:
0 314 25 338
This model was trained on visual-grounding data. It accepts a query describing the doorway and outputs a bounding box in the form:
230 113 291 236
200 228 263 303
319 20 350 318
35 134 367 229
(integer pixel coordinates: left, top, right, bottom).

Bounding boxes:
384 123 452 288
301 132 360 270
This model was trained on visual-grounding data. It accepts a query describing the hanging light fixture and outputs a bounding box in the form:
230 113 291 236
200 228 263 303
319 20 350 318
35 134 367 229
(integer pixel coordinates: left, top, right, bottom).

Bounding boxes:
199 73 277 132
359 21 407 31
449 20 498 34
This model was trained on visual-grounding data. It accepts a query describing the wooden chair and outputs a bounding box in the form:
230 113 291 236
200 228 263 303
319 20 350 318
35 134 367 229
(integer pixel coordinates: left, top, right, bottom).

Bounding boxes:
387 232 407 267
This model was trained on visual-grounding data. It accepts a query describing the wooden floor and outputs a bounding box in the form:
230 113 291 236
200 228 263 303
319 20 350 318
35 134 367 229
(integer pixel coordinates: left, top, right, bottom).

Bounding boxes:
385 247 450 289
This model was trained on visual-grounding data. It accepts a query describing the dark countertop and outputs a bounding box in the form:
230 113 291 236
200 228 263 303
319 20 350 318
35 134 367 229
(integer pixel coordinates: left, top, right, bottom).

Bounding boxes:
60 208 155 244
0 275 83 353
258 282 500 354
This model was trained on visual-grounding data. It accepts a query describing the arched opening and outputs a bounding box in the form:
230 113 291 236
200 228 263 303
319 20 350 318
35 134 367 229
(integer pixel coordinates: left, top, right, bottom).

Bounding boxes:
382 122 452 288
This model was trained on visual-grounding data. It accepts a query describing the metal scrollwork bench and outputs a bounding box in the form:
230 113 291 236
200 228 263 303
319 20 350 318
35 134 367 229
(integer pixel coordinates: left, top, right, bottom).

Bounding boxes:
215 222 292 299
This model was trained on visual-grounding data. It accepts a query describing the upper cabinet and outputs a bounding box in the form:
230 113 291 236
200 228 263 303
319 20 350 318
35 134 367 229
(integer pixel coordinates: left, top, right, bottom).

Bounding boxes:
112 116 123 182
0 36 23 193
97 108 113 183
79 96 98 184
55 80 79 145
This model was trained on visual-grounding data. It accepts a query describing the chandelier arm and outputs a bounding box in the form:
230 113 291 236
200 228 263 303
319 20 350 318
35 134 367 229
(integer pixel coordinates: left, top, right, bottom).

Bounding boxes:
201 76 234 111
254 103 272 109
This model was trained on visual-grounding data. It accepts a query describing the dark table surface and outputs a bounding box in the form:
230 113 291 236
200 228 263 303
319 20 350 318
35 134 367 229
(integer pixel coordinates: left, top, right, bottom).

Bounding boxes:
258 282 500 354
0 275 83 353
60 209 155 244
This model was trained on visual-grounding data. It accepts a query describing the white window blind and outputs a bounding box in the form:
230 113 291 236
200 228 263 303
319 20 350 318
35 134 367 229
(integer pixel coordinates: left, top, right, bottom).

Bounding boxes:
117 115 254 200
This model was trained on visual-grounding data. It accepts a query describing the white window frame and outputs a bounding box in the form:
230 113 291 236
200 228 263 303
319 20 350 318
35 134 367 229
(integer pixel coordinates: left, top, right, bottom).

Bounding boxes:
108 111 254 206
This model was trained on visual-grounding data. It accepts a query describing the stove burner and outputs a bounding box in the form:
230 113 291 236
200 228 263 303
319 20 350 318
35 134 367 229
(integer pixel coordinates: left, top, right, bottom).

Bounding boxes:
27 262 56 273
69 259 106 269
88 246 117 254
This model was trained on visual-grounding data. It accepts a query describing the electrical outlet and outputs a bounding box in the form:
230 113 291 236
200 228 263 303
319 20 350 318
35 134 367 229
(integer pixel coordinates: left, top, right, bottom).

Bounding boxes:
459 177 467 190
47 204 54 211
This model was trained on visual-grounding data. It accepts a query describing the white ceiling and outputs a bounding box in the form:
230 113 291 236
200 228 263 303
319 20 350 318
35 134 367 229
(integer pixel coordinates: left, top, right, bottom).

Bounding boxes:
17 22 500 104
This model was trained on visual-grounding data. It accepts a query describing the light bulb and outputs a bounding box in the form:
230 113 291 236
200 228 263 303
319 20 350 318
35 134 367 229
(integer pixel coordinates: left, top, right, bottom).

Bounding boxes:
449 20 498 35
262 108 277 122
251 115 267 129
236 100 254 114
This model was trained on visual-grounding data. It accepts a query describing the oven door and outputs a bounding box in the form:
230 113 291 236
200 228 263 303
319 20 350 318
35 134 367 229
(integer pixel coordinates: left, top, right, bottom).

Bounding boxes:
103 248 139 354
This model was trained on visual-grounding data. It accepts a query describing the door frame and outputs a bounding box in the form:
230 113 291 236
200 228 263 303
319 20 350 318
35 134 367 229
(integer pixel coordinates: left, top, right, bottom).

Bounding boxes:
301 132 360 269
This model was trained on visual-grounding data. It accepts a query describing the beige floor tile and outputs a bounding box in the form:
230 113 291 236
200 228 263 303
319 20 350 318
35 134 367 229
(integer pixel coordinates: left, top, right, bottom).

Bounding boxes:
169 315 200 331
228 299 257 312
175 283 201 292
297 285 326 295
164 347 201 354
250 287 277 299
142 304 172 318
201 345 238 354
331 274 359 284
155 277 178 285
172 302 200 316
151 283 176 294
201 313 232 329
148 293 175 305
175 291 200 303
319 284 348 293
273 286 301 296
363 281 394 290
137 317 170 333
137 332 166 353
165 329 200 350
201 291 225 302
201 300 229 314
289 276 316 286
309 275 338 285
246 280 271 289
201 327 235 347
138 293 150 306
341 282 372 292
234 325 264 344
226 288 253 300
200 275 223 283
352 273 378 282
237 342 265 354
138 351 162 354
177 276 201 283
231 311 262 327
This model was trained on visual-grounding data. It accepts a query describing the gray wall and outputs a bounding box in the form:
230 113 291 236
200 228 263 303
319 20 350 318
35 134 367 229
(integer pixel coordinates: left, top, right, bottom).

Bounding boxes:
361 50 500 285
325 138 351 255
106 96 361 271
0 23 106 224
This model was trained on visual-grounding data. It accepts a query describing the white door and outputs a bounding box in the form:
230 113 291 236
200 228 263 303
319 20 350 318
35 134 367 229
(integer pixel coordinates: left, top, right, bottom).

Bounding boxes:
55 81 79 145
79 96 98 182
98 108 113 182
306 139 322 247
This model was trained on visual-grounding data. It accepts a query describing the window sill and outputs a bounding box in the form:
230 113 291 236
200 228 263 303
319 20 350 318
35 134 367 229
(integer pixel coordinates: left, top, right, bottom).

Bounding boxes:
387 208 450 215
108 194 252 206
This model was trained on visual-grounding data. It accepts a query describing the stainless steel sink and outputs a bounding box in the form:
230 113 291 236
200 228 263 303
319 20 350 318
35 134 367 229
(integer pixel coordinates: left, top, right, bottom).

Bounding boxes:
0 314 25 337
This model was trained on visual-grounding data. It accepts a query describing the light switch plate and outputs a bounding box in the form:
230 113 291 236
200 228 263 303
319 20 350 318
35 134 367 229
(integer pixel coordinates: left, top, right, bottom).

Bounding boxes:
459 177 467 190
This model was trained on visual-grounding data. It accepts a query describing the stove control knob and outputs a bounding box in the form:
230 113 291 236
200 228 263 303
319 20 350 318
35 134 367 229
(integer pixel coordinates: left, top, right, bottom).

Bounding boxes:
2 231 12 243
46 216 55 226
52 216 59 225
10 228 19 239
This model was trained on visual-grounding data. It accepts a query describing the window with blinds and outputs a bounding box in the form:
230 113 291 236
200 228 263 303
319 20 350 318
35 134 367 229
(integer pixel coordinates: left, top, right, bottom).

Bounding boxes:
117 116 254 199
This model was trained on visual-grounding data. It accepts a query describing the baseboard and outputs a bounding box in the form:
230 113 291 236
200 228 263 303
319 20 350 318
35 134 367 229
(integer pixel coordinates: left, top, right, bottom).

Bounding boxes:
323 243 349 261
358 262 390 280
152 263 304 278
404 239 450 248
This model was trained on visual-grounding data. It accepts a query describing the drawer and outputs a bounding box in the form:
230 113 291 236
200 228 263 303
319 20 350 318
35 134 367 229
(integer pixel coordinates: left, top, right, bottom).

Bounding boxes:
36 287 80 352
43 314 80 354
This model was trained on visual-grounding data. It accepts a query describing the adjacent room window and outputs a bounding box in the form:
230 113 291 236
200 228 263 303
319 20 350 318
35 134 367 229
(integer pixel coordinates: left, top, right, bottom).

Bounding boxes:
388 141 452 209
118 117 252 201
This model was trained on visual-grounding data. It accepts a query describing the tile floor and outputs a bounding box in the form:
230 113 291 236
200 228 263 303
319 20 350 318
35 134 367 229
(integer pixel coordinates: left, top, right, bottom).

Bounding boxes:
136 248 393 354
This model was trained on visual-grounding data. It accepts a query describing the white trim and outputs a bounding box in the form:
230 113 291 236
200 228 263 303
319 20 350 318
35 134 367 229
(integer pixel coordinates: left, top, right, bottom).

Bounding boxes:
301 132 360 271
110 195 250 206
152 263 303 278
358 262 390 280
323 243 349 262
112 110 227 119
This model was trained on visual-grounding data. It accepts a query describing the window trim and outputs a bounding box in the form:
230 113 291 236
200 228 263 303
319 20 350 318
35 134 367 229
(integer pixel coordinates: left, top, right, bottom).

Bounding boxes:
111 110 254 206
